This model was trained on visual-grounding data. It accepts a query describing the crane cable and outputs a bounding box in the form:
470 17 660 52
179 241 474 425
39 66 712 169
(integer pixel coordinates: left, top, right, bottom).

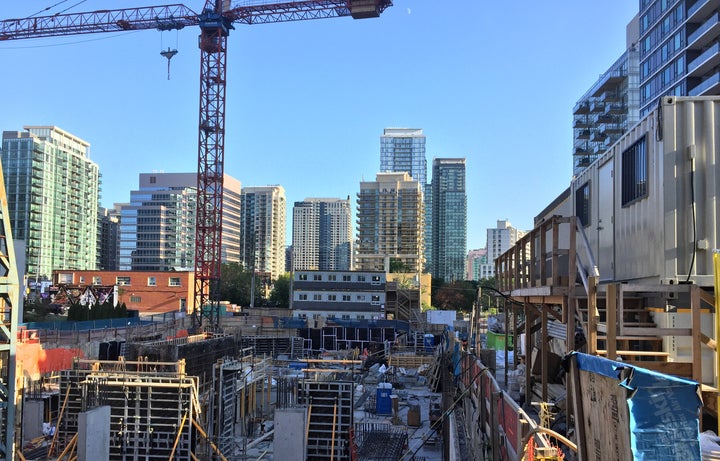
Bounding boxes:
28 0 72 17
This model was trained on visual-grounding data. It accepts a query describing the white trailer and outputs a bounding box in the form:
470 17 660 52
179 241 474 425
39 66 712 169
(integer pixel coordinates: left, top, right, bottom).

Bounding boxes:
570 96 720 287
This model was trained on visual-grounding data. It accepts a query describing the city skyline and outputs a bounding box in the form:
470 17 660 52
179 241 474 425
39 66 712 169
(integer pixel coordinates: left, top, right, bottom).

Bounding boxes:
0 2 638 250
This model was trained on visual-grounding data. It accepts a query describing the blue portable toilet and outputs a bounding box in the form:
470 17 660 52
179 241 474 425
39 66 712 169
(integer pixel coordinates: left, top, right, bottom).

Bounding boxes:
423 334 435 353
376 383 393 415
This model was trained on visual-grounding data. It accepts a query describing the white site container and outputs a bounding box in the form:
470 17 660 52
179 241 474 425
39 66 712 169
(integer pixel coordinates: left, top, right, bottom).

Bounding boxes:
571 96 720 286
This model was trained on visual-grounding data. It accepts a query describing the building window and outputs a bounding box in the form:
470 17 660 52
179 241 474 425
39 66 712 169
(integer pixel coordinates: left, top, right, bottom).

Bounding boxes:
313 274 322 281
149 176 156 184
371 295 380 302
58 273 73 284
342 295 351 301
179 298 186 311
299 294 308 300
313 294 321 301
169 277 181 287
357 275 366 282
342 275 351 282
622 136 648 206
328 274 336 281
342 314 350 320
328 314 336 319
116 276 131 286
93 276 102 285
371 275 381 282
79 276 85 284
328 294 337 301
356 295 366 301
358 315 365 320
299 274 308 281
148 276 157 287
575 181 591 227
130 296 141 303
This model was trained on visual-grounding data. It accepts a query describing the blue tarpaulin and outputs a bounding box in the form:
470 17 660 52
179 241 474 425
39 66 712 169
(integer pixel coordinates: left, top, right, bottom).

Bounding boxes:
573 352 701 461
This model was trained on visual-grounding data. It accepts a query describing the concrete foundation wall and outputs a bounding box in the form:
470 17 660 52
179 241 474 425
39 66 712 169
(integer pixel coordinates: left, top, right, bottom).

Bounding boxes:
274 407 307 461
78 406 110 461
22 400 44 440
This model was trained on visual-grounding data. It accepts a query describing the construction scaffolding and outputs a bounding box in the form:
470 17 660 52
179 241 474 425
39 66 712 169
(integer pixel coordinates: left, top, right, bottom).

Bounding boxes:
237 335 304 359
55 358 199 461
299 380 354 461
125 333 236 385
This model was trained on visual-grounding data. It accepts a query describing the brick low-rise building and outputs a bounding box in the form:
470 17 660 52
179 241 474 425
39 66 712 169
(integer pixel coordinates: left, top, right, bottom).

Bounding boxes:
52 270 195 315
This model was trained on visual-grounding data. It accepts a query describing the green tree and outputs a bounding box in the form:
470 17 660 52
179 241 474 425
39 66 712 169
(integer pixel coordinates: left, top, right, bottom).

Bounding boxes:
389 258 411 273
431 280 476 313
269 273 291 307
218 263 263 307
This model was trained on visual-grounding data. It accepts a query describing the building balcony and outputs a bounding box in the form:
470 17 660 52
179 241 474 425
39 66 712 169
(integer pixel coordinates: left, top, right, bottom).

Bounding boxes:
589 101 605 113
687 12 720 50
689 69 720 95
576 130 591 140
573 118 589 129
687 41 720 78
590 131 607 143
598 90 622 103
604 103 627 115
573 101 590 115
687 0 716 23
596 114 614 124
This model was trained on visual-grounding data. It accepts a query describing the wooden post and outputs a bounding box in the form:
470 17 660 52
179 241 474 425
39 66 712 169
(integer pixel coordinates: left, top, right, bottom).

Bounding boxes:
491 392 502 461
48 385 72 457
330 399 338 461
606 284 617 360
691 284 703 383
568 354 587 461
525 304 532 406
588 276 598 356
541 305 548 402
169 410 188 461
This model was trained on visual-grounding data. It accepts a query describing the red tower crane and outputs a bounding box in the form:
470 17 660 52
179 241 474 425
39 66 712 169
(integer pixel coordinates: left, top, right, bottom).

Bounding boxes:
0 0 393 331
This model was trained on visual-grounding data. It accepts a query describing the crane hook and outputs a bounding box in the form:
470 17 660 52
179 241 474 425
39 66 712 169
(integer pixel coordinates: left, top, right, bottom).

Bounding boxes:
160 47 178 80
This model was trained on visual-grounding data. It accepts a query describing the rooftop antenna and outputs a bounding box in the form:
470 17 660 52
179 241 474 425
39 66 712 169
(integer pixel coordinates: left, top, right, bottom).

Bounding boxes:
160 47 178 80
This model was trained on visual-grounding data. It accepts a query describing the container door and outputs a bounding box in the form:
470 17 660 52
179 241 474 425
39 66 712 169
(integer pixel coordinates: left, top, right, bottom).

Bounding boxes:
597 161 614 281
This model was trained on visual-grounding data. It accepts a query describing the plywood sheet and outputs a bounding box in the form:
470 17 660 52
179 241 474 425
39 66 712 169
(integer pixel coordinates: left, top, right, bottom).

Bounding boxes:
578 368 632 461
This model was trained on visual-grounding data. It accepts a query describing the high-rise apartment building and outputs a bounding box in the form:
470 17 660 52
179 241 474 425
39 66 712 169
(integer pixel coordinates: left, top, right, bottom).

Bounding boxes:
380 128 427 186
639 0 720 115
487 220 525 270
292 198 352 271
240 185 286 277
430 158 467 282
466 248 490 281
356 172 424 273
98 206 121 271
119 172 241 271
572 44 640 174
1 126 100 278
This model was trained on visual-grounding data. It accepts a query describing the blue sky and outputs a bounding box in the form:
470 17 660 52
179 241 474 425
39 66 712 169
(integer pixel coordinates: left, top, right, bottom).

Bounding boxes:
0 1 638 250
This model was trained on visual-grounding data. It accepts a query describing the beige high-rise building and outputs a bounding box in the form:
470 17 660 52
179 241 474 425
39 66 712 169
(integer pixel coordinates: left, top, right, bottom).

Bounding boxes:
355 172 424 272
240 185 286 278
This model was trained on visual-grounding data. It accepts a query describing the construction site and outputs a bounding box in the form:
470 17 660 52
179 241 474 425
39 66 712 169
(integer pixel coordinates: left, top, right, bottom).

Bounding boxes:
15 312 471 461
